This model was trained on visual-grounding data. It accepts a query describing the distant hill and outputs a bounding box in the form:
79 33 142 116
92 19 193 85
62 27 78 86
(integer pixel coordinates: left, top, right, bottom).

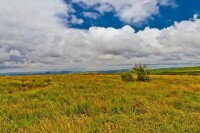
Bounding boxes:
150 66 200 75
0 71 73 76
0 69 129 76
1 66 200 76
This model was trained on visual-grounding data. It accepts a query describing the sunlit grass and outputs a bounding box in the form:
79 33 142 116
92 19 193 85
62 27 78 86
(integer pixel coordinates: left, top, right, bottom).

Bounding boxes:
0 74 199 132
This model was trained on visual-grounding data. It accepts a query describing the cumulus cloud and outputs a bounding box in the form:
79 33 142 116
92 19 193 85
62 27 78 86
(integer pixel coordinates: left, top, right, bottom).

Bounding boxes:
0 0 200 72
85 20 200 66
72 0 176 24
0 0 69 71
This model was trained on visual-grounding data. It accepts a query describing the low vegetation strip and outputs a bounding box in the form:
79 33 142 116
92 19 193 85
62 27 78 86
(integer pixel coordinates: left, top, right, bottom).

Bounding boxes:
150 66 200 75
0 74 199 132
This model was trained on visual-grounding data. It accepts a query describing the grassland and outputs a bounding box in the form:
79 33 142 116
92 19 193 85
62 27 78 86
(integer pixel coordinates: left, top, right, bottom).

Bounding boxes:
0 74 200 132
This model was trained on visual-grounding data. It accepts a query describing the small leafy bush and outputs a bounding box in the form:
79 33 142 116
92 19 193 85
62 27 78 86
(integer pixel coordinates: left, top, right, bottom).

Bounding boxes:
132 63 150 81
121 73 134 82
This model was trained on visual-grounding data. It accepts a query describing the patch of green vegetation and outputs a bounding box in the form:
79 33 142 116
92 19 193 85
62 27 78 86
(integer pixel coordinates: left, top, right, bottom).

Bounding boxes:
150 66 200 75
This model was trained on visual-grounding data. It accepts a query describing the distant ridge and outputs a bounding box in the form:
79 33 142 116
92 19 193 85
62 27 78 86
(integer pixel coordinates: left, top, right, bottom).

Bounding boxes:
150 66 200 75
0 69 129 76
1 66 200 76
0 71 72 76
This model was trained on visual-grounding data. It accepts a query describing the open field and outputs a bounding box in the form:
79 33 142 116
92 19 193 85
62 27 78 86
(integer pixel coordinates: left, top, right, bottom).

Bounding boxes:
0 74 200 132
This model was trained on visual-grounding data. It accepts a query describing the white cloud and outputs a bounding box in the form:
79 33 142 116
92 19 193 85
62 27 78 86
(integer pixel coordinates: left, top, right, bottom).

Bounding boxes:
72 0 176 24
83 12 100 20
70 15 84 25
0 0 69 70
0 0 200 72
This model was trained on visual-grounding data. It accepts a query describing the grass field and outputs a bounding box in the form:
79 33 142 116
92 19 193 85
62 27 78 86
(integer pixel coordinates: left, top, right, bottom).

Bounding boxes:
0 74 200 132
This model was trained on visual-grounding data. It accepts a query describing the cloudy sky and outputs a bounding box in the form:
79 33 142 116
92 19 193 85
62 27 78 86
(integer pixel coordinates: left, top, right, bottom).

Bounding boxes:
0 0 200 72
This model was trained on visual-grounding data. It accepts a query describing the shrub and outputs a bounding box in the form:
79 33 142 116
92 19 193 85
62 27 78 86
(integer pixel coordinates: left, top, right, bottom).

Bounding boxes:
121 73 134 82
132 63 150 81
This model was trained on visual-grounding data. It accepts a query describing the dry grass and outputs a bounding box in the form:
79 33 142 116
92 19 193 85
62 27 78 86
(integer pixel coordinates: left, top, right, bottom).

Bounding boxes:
0 74 199 132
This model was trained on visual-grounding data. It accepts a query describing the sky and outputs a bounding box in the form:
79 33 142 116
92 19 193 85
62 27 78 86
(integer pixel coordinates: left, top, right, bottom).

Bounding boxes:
0 0 200 72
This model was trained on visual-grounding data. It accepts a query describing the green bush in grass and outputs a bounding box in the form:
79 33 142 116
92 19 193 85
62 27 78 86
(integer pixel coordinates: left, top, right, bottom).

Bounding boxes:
121 73 134 82
132 63 150 81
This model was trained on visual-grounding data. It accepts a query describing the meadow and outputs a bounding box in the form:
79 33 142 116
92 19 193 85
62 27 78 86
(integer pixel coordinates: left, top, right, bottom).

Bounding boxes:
0 73 200 132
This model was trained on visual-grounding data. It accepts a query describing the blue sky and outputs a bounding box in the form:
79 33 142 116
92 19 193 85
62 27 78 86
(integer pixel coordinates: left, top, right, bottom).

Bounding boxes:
67 0 200 31
0 0 200 72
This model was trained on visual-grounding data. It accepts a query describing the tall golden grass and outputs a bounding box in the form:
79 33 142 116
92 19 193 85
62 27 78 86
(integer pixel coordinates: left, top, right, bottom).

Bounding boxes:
0 74 199 132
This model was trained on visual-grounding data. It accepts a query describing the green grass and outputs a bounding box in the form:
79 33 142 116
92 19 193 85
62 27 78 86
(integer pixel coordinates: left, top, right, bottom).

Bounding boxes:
150 66 200 75
0 74 199 132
